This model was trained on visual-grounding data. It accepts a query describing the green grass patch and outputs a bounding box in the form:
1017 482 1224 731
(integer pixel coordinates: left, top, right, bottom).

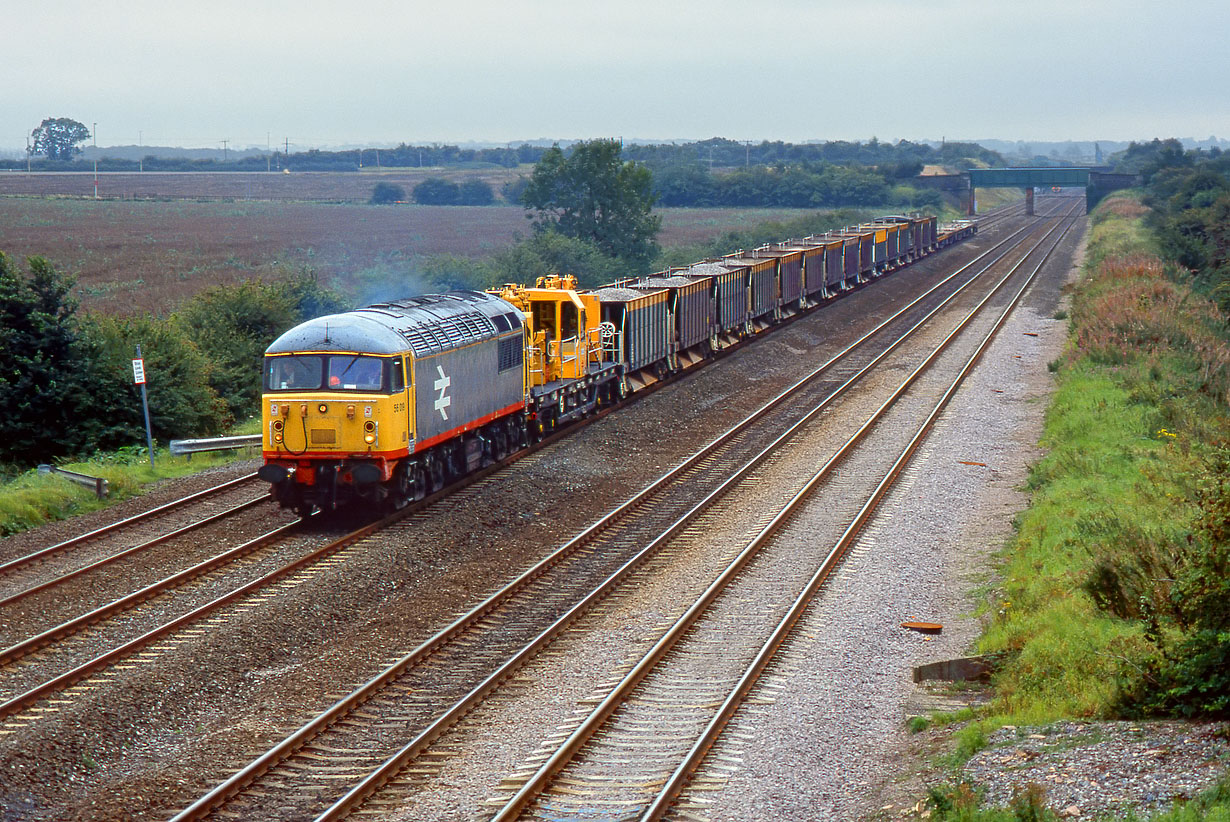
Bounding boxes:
978 193 1230 720
0 424 260 537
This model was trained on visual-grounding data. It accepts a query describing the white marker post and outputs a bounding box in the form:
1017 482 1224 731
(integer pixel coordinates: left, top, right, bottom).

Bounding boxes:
133 345 155 468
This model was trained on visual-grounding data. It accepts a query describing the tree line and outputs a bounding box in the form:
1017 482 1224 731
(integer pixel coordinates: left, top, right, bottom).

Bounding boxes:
12 117 1002 176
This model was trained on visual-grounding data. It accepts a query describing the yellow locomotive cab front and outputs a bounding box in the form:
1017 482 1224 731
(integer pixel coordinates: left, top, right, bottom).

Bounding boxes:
260 352 413 513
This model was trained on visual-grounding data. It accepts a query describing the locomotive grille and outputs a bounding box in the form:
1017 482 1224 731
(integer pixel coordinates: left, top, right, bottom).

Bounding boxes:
310 428 337 444
498 336 523 372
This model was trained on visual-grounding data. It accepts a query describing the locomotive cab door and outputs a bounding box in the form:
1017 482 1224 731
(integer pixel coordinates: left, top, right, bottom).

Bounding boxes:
401 355 416 447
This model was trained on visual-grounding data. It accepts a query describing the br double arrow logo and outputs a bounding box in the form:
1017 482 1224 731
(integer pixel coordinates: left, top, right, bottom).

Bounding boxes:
434 365 452 421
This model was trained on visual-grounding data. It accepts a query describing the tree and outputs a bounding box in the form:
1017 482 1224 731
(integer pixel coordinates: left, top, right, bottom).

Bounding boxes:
369 182 405 204
79 313 232 448
521 139 661 270
457 179 494 205
413 177 460 205
31 117 90 162
0 253 97 463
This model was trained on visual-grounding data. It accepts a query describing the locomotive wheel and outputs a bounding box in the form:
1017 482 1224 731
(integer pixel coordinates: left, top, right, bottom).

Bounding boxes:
388 463 412 511
412 465 428 500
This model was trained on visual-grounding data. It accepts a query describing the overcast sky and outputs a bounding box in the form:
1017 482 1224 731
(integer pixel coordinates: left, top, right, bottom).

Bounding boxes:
5 0 1227 152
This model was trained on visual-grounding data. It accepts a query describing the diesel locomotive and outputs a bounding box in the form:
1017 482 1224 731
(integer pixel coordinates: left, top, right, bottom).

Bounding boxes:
258 215 976 514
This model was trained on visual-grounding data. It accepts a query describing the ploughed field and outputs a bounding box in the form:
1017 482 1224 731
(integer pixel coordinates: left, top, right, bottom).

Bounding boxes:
0 168 529 202
0 191 809 315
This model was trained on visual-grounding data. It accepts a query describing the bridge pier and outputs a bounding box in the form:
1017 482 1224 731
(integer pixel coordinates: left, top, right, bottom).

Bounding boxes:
967 187 976 216
1025 187 1034 215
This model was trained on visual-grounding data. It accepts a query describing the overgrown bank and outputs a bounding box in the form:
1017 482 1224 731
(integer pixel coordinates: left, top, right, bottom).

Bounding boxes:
925 190 1230 818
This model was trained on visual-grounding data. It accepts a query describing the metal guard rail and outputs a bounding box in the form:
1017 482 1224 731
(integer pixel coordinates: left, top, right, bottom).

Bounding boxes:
169 434 262 457
38 465 109 499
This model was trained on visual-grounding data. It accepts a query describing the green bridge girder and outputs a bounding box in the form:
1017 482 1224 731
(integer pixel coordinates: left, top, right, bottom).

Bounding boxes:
967 167 1090 188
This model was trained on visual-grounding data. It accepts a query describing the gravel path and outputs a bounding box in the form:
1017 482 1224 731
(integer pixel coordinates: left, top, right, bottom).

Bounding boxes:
964 721 1230 818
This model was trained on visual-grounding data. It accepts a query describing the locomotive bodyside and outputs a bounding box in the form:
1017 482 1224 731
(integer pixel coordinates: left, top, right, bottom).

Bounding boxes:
259 291 526 513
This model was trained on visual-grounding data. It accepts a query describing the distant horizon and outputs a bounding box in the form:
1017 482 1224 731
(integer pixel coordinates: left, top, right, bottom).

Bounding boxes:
3 134 1225 162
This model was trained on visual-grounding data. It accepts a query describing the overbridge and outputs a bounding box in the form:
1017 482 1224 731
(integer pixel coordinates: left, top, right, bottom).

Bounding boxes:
965 167 1138 215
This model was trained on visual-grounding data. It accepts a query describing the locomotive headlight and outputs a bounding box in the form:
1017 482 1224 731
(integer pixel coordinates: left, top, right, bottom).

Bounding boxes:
273 432 284 443
364 434 376 444
272 419 284 432
363 420 377 444
318 403 328 414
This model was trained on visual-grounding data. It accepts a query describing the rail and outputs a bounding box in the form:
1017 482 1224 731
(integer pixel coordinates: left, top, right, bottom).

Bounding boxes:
168 434 261 457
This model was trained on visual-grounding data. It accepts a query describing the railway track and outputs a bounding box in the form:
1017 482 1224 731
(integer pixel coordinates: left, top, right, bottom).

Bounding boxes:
0 201 1026 736
169 204 1072 821
484 206 1080 822
0 474 265 592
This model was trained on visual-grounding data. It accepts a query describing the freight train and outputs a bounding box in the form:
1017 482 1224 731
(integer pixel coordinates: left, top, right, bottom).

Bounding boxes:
257 215 976 514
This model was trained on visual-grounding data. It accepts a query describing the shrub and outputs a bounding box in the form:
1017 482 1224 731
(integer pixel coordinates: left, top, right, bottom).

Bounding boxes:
457 179 494 205
489 230 630 289
413 177 460 205
80 312 231 445
369 182 405 204
0 253 102 463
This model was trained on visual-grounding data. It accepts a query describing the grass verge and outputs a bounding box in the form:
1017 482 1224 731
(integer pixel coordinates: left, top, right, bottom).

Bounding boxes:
923 190 1230 819
0 418 260 538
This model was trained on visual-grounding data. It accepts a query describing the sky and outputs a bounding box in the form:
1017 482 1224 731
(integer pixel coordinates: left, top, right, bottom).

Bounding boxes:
5 0 1228 153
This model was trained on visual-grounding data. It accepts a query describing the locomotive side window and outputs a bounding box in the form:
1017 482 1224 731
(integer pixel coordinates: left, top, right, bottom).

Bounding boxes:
390 357 406 392
266 355 323 391
327 355 385 392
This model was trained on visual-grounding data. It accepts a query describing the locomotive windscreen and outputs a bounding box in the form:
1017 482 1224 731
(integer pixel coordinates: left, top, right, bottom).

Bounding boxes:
265 355 393 393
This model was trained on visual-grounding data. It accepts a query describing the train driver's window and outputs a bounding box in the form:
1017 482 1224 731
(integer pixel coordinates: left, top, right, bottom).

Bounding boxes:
267 355 322 391
329 355 385 391
391 357 405 392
